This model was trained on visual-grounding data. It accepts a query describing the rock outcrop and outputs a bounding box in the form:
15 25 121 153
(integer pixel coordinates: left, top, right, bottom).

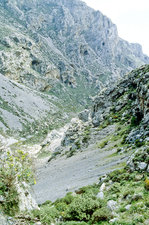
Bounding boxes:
92 64 149 131
92 64 149 172
0 135 39 217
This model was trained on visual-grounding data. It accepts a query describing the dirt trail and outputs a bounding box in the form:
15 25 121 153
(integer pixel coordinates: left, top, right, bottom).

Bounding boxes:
32 125 129 204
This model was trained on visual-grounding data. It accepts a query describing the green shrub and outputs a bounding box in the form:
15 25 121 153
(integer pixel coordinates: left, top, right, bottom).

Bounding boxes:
55 202 68 212
82 127 91 143
63 195 103 221
98 140 108 149
32 206 59 224
59 222 88 225
91 207 112 222
119 206 126 212
135 139 145 147
67 149 77 158
77 184 99 196
131 116 139 126
0 180 19 216
121 135 127 144
75 140 81 149
0 149 34 216
145 178 149 190
55 193 74 205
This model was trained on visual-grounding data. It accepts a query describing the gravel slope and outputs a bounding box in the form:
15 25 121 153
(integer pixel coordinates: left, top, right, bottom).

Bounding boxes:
32 125 129 204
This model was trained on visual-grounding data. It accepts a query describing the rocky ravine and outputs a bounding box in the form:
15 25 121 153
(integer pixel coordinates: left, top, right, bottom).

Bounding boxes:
0 65 149 224
32 65 149 204
0 0 149 135
0 0 149 223
33 124 129 203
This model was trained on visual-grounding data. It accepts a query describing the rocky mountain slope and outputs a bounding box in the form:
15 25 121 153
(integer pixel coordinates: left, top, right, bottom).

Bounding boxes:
0 0 149 136
39 64 148 160
0 0 149 224
0 73 68 136
31 65 149 224
1 63 148 225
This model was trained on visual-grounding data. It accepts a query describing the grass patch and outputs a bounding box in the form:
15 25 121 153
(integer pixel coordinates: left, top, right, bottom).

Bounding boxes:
97 140 108 149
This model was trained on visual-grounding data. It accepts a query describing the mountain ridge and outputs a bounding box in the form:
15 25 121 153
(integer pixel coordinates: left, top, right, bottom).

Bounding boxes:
0 0 149 136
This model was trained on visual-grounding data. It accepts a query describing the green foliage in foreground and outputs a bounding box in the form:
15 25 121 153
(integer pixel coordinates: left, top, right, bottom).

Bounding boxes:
0 149 34 216
28 184 112 224
25 168 149 225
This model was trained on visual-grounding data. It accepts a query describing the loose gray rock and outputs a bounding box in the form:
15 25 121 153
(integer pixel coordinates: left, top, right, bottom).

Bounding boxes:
132 194 143 201
137 162 147 171
78 109 90 122
125 204 131 210
97 192 104 200
0 195 5 202
0 212 14 225
109 218 119 223
107 200 117 211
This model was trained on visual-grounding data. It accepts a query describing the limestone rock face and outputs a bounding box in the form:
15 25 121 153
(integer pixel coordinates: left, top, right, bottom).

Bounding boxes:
15 181 39 212
78 109 90 122
0 135 39 217
0 0 149 134
1 0 148 87
127 147 149 172
92 64 149 173
92 65 149 129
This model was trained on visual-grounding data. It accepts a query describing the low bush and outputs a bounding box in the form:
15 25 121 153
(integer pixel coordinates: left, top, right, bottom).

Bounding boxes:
131 116 139 126
92 207 112 222
63 195 103 221
98 140 108 149
135 139 145 147
145 178 149 190
31 206 59 224
0 149 34 216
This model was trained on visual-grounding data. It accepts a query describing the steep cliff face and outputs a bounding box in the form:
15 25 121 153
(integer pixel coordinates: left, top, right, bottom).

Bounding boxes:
92 64 149 129
0 0 149 134
2 0 148 79
40 65 149 166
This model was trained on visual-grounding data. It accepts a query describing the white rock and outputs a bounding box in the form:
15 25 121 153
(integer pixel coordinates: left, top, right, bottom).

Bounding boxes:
100 175 107 183
138 162 147 170
144 219 149 225
109 180 113 185
110 218 118 223
125 204 131 210
145 137 149 142
107 200 117 211
15 181 39 212
78 109 90 122
100 183 106 192
97 192 104 200
66 185 70 191
0 195 5 202
71 192 77 197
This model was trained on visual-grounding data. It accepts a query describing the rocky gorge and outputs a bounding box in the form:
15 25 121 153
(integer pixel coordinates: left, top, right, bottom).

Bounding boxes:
0 0 149 135
0 0 149 224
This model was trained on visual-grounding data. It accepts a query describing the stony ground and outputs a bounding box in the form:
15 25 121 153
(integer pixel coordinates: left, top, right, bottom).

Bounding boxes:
32 125 130 204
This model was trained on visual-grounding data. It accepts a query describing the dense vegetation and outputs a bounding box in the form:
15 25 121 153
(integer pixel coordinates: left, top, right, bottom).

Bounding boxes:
13 168 148 225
